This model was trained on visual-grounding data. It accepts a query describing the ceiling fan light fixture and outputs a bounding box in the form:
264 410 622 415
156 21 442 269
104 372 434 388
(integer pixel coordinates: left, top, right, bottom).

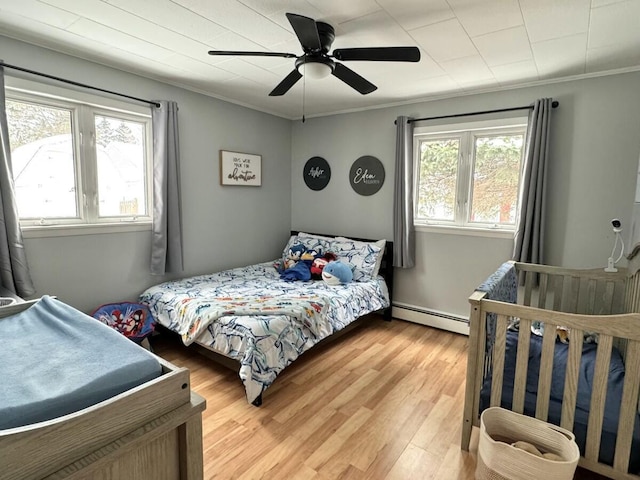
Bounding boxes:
297 60 333 79
210 13 421 97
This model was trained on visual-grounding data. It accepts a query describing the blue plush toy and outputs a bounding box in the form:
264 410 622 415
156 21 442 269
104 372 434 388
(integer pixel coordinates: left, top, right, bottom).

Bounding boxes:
275 243 305 273
284 244 306 270
280 248 321 282
322 261 353 285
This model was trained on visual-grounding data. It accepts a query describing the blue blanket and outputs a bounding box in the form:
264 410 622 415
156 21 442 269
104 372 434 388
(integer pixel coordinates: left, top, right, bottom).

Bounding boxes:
476 261 517 353
0 296 162 429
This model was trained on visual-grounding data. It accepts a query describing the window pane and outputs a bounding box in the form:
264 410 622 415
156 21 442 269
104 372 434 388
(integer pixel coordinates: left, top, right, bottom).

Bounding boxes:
95 115 147 217
470 134 524 225
416 138 459 221
7 100 77 219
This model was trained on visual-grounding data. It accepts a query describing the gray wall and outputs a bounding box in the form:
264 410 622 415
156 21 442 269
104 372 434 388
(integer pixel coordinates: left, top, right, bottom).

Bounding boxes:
291 71 640 317
3 36 292 312
5 35 640 318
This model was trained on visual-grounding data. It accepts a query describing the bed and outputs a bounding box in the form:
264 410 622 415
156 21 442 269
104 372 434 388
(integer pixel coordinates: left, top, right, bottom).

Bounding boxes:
139 231 393 406
1 296 206 480
461 260 640 479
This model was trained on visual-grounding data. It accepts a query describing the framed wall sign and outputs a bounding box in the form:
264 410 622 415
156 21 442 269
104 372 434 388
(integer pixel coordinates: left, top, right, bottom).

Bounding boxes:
303 156 331 191
220 150 261 186
349 155 385 196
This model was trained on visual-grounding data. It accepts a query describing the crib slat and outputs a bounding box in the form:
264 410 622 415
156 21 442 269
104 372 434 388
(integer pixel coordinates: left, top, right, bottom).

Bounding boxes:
524 271 534 306
586 279 597 314
629 274 634 309
629 273 639 313
584 334 613 462
535 326 557 422
538 273 548 309
490 315 509 408
560 328 583 431
613 341 640 472
553 275 564 311
602 281 615 315
567 276 580 313
634 274 640 312
630 273 640 313
623 275 632 313
512 318 531 414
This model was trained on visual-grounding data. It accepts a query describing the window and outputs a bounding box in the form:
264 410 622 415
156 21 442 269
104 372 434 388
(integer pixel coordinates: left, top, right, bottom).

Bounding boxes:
413 118 527 231
5 82 152 232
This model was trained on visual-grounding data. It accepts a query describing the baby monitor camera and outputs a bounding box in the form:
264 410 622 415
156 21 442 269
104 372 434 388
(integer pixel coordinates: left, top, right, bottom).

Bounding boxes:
605 218 624 272
612 219 622 232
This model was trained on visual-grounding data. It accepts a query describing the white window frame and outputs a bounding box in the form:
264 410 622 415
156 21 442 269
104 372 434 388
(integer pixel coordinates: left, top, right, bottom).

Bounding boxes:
5 76 153 237
413 116 528 237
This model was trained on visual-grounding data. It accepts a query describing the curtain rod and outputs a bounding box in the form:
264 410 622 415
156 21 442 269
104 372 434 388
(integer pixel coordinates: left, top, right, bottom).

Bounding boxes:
396 100 559 124
0 61 161 108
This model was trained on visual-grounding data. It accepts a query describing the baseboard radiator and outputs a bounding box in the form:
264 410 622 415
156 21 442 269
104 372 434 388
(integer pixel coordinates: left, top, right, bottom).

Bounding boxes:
391 302 470 336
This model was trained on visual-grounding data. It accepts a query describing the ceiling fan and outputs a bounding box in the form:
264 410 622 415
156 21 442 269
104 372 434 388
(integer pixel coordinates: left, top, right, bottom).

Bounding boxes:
208 13 421 97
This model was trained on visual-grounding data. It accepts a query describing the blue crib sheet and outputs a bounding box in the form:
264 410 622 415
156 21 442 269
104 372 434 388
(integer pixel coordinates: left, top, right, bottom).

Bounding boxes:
480 330 640 473
0 296 162 429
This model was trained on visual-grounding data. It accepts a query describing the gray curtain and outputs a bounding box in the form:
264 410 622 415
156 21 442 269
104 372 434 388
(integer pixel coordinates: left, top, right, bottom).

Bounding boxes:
151 100 183 275
393 115 415 268
0 65 36 297
513 98 553 264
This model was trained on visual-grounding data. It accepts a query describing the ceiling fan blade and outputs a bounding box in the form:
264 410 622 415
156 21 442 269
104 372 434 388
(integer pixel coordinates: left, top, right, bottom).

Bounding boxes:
208 50 297 58
286 13 321 52
269 69 303 96
332 63 377 95
333 47 421 62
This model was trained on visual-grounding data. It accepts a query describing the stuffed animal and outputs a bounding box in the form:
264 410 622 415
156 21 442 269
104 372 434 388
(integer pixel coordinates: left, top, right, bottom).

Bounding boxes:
283 243 306 270
322 261 353 285
556 326 570 344
280 248 321 282
511 441 563 461
511 441 542 456
310 252 337 280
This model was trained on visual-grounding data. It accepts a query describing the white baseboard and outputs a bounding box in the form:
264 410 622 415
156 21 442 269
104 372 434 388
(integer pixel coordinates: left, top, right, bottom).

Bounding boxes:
392 303 470 336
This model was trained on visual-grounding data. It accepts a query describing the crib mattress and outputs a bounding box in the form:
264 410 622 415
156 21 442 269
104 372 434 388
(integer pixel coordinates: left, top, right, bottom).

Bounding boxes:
0 296 162 430
480 330 640 473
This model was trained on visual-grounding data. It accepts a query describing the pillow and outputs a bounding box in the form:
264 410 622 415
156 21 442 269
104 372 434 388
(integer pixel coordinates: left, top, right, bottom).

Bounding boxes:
294 232 334 255
336 237 386 277
330 239 382 282
372 240 386 277
283 233 386 281
91 302 155 343
281 233 333 268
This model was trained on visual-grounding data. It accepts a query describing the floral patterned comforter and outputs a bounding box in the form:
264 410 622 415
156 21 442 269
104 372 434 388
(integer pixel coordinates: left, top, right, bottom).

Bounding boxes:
140 261 390 404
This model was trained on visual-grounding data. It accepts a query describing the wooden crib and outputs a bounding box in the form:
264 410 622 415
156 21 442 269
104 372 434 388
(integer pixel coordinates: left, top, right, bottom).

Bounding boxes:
461 261 640 480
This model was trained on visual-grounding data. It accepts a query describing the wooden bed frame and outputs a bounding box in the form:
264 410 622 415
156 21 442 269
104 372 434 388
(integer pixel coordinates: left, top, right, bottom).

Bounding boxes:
0 300 206 480
461 261 640 480
179 231 394 406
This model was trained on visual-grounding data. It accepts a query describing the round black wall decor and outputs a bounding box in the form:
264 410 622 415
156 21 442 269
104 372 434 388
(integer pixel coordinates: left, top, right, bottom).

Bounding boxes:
349 155 385 196
303 156 331 191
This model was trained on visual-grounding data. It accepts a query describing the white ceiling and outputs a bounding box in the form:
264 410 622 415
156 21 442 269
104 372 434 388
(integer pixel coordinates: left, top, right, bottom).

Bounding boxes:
1 0 639 119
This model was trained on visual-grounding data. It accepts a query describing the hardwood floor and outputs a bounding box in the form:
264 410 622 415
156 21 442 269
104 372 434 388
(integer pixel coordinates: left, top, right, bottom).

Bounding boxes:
151 316 606 480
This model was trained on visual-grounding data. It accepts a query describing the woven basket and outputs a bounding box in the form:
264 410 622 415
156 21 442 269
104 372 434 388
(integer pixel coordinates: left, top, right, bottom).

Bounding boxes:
476 407 580 480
